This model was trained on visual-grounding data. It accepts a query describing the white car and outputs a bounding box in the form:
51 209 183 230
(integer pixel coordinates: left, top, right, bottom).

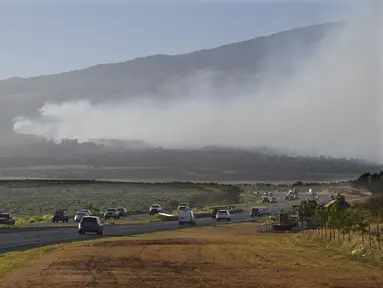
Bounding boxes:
149 204 162 215
74 211 89 222
216 210 231 221
178 210 196 226
104 208 120 220
78 209 92 216
177 205 188 211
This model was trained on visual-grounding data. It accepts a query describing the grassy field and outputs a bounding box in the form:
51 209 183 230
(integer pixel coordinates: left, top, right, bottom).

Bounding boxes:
1 223 383 287
0 180 244 217
0 180 366 224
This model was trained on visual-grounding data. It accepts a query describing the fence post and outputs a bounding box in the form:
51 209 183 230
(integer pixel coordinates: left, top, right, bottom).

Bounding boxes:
377 223 381 250
333 228 336 242
348 230 351 243
368 222 372 247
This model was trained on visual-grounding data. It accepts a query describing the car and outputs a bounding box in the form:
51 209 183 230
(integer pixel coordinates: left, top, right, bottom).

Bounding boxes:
178 210 196 226
285 195 295 201
74 211 89 222
261 196 271 203
216 210 231 221
78 216 103 235
117 207 128 217
211 207 226 219
149 204 162 215
0 212 15 225
52 209 69 223
259 208 271 216
271 197 277 203
250 208 261 218
177 205 188 211
78 209 92 216
104 208 120 220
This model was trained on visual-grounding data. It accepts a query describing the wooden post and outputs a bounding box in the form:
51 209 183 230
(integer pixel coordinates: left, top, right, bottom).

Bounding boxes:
368 223 372 247
376 223 380 250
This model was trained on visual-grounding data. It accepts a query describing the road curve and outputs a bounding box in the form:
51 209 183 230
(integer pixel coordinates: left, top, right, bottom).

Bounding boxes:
0 211 255 254
1 191 323 254
0 205 295 255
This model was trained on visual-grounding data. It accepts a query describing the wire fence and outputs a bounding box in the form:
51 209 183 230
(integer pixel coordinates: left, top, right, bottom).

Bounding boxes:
301 223 382 250
255 221 382 250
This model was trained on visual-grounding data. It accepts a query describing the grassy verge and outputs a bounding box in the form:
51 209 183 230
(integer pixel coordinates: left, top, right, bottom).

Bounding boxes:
293 228 383 266
2 223 383 287
0 245 60 277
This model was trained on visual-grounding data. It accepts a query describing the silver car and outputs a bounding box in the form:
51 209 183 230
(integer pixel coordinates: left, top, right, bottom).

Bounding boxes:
104 208 120 220
78 216 103 235
74 211 89 222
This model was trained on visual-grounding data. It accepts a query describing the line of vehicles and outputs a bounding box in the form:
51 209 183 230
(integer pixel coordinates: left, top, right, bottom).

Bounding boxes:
51 207 129 224
1 188 312 232
74 203 235 234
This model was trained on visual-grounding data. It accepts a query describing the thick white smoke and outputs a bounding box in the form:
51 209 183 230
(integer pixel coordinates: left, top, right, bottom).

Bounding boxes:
13 2 383 162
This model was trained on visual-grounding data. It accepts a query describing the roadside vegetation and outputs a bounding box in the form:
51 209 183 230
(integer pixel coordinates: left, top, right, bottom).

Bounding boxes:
291 179 383 261
0 180 243 217
2 223 383 287
0 179 368 228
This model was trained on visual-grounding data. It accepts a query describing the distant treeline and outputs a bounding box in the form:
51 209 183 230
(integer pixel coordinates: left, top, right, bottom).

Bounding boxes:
0 147 380 181
0 147 377 170
351 171 383 195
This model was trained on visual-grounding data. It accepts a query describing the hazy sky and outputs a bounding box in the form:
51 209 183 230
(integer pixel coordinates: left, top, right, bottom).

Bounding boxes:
0 0 349 80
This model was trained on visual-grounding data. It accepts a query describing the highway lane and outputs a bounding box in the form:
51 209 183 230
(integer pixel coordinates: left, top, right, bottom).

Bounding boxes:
0 211 247 253
17 213 151 228
0 205 294 254
0 191 326 254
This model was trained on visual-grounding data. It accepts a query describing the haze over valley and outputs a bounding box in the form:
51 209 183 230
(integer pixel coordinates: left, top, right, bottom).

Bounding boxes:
0 1 381 181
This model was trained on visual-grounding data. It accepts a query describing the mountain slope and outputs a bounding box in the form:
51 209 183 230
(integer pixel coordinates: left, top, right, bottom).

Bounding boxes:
0 22 341 142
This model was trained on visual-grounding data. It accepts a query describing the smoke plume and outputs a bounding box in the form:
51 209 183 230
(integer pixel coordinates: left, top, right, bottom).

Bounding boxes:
13 2 383 162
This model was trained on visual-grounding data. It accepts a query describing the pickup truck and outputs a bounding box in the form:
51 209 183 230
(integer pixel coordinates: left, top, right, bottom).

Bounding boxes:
104 208 120 220
0 212 15 225
52 209 69 223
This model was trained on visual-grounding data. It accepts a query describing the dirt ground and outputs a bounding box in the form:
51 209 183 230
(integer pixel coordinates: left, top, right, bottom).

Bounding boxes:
2 224 383 288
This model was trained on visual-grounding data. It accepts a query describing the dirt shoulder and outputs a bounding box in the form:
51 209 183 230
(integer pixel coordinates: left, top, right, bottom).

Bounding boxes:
2 223 383 288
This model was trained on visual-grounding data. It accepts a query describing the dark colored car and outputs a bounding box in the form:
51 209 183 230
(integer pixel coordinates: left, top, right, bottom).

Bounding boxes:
117 207 127 217
262 197 271 203
78 216 103 235
250 208 261 218
0 213 16 225
52 209 69 223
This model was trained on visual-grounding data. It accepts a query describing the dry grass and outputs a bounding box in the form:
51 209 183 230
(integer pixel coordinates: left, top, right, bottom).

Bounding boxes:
297 227 383 265
2 223 383 288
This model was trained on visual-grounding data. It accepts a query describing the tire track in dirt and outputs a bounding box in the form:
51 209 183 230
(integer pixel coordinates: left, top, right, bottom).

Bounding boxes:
84 256 102 287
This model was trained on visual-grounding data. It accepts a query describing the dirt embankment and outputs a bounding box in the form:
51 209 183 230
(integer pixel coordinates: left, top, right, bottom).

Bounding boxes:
2 224 383 288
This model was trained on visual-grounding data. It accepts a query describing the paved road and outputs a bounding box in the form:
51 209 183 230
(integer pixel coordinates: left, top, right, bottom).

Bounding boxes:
0 191 328 254
17 213 151 228
0 206 295 255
